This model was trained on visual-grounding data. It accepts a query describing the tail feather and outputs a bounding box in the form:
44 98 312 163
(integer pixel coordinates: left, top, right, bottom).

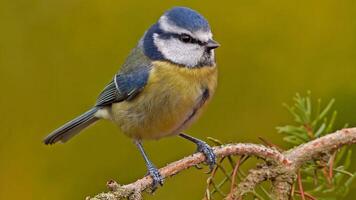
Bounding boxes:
43 107 99 145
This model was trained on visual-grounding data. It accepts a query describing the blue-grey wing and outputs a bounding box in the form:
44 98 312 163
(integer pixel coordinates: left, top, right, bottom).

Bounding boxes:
95 66 150 107
95 41 152 107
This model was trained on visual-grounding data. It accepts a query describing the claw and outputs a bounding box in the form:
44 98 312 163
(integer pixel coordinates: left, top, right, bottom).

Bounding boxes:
196 141 216 173
178 133 217 174
194 164 203 170
148 166 164 191
134 140 164 191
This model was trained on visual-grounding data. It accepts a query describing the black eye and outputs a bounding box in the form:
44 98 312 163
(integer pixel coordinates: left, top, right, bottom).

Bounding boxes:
179 34 193 43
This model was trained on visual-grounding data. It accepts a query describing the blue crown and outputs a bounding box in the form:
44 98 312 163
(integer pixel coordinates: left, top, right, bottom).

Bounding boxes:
143 7 210 61
165 7 210 32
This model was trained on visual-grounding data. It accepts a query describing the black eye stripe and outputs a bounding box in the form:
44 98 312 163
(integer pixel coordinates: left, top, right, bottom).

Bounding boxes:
179 34 192 43
162 32 204 45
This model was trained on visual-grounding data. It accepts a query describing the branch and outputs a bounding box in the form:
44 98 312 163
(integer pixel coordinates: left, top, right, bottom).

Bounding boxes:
87 128 356 200
286 128 356 169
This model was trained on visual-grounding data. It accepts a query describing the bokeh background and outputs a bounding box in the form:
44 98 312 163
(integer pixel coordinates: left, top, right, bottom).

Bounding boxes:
1 0 356 199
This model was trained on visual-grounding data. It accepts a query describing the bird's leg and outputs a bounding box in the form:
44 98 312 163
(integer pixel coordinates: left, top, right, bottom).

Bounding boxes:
134 140 163 190
179 133 216 173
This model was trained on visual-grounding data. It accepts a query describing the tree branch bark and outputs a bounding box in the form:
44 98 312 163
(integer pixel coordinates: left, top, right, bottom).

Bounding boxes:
87 128 356 200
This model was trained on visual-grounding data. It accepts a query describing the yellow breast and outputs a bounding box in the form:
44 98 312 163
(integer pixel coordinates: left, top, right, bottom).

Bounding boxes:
110 61 217 140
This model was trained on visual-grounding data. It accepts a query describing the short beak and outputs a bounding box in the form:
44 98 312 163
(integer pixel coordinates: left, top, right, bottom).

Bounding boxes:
206 39 220 50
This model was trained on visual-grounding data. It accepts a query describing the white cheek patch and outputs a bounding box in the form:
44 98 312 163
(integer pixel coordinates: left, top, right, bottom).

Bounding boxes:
153 33 205 67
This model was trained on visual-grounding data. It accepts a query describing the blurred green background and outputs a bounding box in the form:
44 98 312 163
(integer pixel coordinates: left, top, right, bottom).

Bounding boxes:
1 0 356 199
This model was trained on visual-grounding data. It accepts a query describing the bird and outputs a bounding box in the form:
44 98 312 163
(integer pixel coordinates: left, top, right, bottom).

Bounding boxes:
44 6 220 189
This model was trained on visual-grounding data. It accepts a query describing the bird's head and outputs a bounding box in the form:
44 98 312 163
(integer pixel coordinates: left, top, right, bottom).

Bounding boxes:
143 7 219 68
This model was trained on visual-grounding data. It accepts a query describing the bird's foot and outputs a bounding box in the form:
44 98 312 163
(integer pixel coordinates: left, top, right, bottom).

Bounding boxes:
196 141 216 173
147 165 164 191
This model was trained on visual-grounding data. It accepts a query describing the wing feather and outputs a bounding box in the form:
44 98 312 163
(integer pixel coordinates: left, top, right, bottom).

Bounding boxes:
95 44 151 107
95 66 150 107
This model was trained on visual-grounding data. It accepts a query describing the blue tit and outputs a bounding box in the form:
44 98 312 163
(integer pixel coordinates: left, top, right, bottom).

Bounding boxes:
44 6 220 188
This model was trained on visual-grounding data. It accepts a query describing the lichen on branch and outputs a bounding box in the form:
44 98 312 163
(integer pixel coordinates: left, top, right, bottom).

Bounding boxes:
87 128 356 200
